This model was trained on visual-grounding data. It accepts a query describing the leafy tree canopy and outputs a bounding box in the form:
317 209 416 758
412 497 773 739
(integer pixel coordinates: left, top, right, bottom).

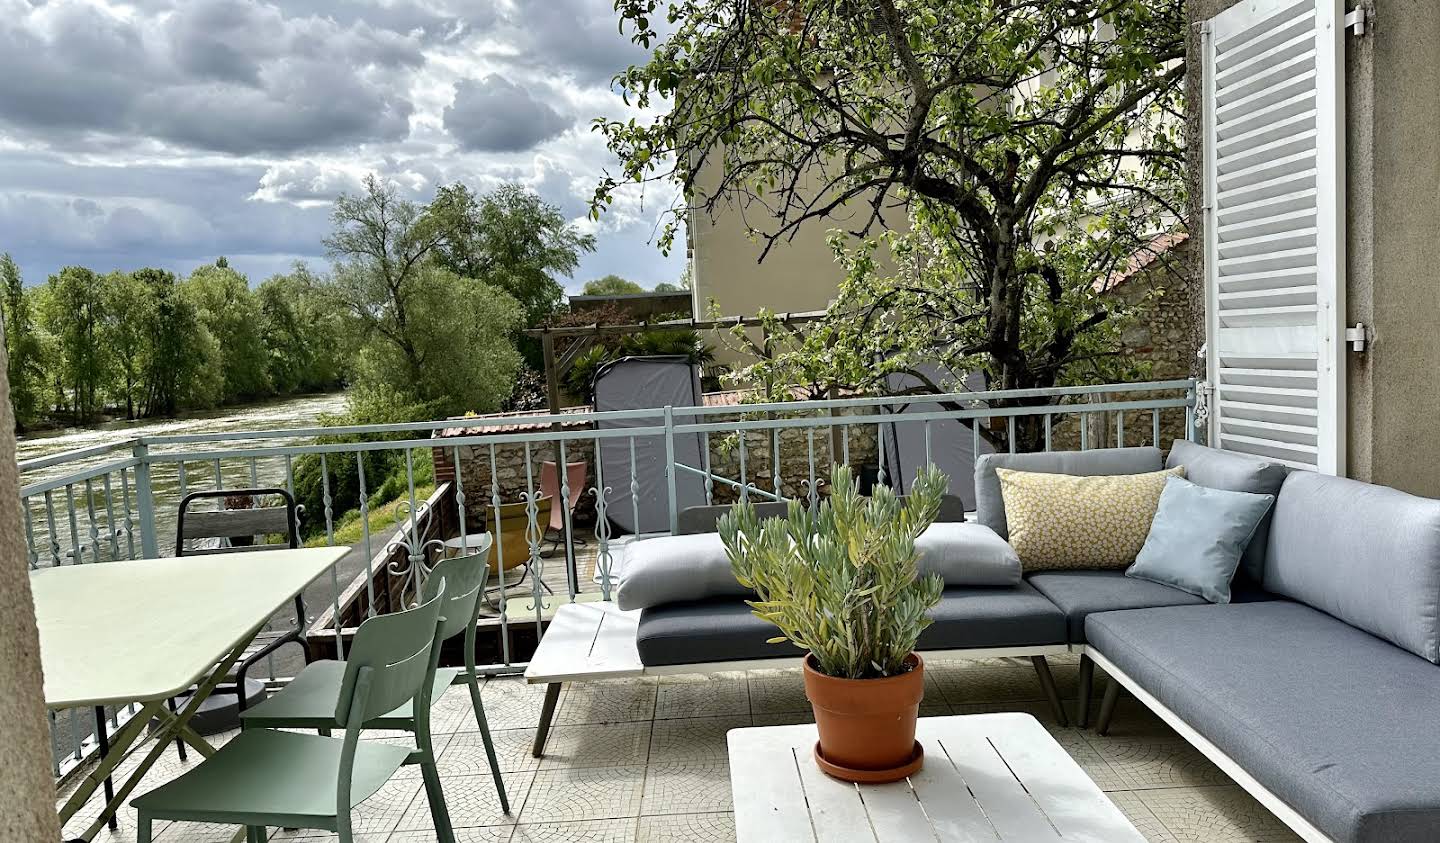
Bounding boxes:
596 0 1186 418
582 274 646 296
430 182 596 327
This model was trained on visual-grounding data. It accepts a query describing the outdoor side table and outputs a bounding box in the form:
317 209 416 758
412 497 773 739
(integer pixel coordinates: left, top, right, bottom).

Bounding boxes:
728 712 1144 842
34 546 348 841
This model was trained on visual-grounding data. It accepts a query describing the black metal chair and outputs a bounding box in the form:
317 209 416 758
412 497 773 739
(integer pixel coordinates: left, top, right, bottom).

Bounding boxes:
174 488 313 713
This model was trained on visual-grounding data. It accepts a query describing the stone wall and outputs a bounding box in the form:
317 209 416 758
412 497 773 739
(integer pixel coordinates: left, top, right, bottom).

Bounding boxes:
433 415 881 530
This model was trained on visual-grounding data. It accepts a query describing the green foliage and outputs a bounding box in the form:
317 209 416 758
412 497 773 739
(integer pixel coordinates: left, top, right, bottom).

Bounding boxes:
321 176 526 420
0 254 45 429
182 263 272 400
38 266 108 423
562 329 715 403
132 267 222 417
720 464 947 679
597 0 1186 400
429 182 596 327
582 275 645 296
256 267 346 395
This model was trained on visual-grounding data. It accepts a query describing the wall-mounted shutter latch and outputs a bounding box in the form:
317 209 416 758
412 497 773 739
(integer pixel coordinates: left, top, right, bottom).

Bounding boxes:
1345 8 1367 36
1345 323 1367 352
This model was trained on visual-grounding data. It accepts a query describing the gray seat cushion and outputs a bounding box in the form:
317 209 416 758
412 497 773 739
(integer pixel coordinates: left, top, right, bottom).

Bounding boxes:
1088 602 1440 843
636 581 1067 666
974 447 1163 538
1026 570 1208 643
1266 471 1440 663
1166 440 1288 582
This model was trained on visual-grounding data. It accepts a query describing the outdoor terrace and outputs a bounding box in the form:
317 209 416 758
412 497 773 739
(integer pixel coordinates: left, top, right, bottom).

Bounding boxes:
60 654 1300 842
27 379 1308 842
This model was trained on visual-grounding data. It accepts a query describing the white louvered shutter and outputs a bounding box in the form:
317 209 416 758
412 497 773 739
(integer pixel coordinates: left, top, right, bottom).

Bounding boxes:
1203 0 1346 473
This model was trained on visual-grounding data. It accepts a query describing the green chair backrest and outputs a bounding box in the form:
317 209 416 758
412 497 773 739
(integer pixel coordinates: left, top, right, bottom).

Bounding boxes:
334 580 446 726
421 551 488 643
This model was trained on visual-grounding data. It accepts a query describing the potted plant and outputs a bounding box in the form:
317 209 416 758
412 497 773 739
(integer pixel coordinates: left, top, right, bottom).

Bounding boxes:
719 464 946 783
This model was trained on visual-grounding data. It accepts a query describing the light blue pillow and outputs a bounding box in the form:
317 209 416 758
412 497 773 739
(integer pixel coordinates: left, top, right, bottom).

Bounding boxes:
1127 476 1275 603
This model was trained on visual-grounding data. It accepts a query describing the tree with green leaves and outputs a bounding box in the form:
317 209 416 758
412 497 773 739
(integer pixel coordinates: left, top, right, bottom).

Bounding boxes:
597 0 1186 445
38 266 109 423
0 255 44 429
183 262 271 401
257 267 345 395
582 274 645 295
133 267 219 417
100 271 154 419
430 182 595 327
323 176 525 419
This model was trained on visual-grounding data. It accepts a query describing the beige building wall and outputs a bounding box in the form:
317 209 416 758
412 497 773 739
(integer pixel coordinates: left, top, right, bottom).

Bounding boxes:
689 157 908 367
1187 0 1440 497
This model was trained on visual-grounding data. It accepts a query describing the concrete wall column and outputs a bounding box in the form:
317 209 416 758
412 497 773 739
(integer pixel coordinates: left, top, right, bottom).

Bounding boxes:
0 329 62 837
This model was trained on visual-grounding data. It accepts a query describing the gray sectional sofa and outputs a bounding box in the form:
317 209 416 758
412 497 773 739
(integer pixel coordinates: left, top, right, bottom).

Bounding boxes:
631 442 1440 843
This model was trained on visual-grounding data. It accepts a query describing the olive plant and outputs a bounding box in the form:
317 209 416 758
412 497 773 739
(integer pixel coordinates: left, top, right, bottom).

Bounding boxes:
719 464 947 679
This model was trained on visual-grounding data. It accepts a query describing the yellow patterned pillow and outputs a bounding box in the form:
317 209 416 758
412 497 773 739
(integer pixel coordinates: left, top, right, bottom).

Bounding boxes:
995 467 1185 570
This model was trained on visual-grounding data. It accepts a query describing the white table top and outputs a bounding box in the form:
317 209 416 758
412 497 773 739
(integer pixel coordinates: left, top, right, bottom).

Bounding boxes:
32 547 348 709
442 533 493 551
728 713 1144 843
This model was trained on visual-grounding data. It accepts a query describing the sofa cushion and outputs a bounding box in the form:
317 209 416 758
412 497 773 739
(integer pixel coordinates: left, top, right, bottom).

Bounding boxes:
615 533 750 611
914 522 1021 587
996 467 1183 570
636 581 1067 666
1166 440 1288 582
974 447 1163 538
1266 471 1440 663
1127 475 1275 603
1026 570 1207 643
1087 601 1440 843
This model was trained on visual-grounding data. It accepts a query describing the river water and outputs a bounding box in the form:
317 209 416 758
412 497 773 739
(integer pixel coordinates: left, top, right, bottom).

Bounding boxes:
18 391 351 564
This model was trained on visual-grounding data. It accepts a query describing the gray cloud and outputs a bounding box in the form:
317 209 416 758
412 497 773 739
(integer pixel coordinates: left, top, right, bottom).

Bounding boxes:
0 0 423 155
443 75 570 152
0 0 686 293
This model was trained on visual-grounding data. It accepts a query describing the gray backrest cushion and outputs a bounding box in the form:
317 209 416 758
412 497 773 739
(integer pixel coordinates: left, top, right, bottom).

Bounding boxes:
1266 471 1440 663
1166 440 1288 582
915 523 1021 587
615 532 750 610
974 447 1163 538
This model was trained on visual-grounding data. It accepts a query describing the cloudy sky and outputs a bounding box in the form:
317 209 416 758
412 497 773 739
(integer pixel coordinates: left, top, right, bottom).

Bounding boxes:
0 0 685 291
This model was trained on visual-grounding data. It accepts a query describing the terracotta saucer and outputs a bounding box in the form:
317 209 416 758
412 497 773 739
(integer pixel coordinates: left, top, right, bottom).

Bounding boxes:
813 740 924 783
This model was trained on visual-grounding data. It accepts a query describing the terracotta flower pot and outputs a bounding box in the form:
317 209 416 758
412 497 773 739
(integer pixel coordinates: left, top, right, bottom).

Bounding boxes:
803 652 926 783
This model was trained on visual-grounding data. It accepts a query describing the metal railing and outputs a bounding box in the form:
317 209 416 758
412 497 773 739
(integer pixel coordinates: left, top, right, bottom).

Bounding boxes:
23 378 1196 779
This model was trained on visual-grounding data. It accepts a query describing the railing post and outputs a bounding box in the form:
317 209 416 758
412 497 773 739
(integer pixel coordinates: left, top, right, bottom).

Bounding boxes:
664 405 678 535
132 441 159 559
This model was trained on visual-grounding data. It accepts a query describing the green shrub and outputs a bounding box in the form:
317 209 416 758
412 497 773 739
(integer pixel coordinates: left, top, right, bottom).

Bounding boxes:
719 464 946 679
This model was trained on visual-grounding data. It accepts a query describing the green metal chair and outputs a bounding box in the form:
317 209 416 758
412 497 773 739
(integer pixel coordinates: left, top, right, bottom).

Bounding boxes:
236 550 509 813
132 580 454 843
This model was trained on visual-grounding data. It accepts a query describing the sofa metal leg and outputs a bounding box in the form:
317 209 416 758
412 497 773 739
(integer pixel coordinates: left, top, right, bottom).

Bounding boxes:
1076 654 1095 728
1030 656 1069 727
1095 679 1122 736
530 682 562 758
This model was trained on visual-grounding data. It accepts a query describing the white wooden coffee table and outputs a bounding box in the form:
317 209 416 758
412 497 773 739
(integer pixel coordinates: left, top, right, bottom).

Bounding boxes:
728 713 1143 842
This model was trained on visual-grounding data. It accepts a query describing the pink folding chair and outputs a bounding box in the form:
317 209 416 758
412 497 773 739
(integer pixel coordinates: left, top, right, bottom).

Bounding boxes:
540 460 588 554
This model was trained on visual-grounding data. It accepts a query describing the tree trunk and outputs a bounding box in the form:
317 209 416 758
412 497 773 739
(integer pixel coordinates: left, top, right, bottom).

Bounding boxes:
0 325 66 841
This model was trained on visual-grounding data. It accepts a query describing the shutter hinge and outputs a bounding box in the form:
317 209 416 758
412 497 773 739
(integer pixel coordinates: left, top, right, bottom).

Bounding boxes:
1345 323 1368 352
1345 7 1368 36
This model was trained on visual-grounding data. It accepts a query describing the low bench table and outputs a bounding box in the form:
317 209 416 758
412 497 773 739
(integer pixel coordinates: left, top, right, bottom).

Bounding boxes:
727 713 1143 842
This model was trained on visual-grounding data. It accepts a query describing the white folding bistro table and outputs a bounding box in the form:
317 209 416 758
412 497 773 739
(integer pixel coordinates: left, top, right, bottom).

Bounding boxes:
728 713 1145 842
34 546 349 842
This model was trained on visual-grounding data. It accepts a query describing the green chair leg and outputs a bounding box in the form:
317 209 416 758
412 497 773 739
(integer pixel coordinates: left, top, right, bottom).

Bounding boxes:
466 674 510 814
418 752 456 843
136 814 152 843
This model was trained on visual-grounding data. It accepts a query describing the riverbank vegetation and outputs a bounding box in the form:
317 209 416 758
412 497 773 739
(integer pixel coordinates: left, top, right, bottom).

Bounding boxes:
4 176 596 540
